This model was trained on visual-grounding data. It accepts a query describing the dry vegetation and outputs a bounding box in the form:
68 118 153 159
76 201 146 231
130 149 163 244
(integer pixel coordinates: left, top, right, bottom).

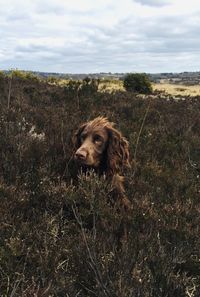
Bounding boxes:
97 79 200 97
0 71 199 296
98 79 124 93
154 83 200 97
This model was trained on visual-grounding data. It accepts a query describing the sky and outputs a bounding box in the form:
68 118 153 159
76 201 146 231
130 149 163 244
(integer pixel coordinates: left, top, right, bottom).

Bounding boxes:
1 0 200 73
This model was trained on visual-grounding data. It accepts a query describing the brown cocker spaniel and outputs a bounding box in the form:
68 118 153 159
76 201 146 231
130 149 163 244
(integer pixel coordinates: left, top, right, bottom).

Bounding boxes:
73 116 131 209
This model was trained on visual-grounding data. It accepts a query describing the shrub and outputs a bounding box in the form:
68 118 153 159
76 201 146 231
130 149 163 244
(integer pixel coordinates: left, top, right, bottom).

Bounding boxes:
24 71 39 82
47 76 59 84
0 70 4 78
81 77 99 95
123 73 153 94
6 69 40 82
64 78 99 99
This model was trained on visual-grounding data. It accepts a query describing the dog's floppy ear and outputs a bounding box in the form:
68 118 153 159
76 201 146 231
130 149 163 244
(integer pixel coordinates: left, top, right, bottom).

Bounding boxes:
73 123 87 149
106 127 130 174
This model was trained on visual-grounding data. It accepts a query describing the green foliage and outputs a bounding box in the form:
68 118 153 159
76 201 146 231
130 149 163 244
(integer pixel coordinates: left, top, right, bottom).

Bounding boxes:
0 75 199 296
47 76 59 84
9 69 26 79
23 71 39 81
0 70 4 78
123 72 153 94
64 78 99 98
7 69 40 82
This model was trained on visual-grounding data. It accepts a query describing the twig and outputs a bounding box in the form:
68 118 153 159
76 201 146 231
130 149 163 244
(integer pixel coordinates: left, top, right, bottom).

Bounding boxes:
188 147 198 169
132 99 151 178
7 74 12 109
134 100 151 161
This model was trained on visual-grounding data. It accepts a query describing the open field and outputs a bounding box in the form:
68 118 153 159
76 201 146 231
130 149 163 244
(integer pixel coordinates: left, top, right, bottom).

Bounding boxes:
154 83 200 97
0 73 200 296
98 79 200 96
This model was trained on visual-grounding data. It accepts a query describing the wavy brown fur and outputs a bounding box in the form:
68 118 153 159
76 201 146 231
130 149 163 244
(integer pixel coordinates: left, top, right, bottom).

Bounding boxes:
73 116 131 208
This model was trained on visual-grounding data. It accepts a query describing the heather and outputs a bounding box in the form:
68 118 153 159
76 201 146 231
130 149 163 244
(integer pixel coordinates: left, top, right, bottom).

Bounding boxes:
0 73 199 296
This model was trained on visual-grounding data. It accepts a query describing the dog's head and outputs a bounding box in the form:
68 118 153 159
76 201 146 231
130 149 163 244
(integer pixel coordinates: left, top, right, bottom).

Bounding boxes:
73 117 130 173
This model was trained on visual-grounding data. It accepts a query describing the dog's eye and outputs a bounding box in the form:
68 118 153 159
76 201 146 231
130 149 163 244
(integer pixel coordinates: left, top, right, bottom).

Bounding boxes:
93 134 103 144
80 134 87 143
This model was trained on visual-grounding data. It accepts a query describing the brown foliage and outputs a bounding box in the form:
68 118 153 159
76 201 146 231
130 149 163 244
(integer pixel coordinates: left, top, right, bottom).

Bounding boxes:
0 75 199 296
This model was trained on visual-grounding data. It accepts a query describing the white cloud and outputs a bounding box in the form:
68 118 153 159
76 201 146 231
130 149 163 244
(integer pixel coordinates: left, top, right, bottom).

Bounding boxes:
0 0 200 72
134 0 171 7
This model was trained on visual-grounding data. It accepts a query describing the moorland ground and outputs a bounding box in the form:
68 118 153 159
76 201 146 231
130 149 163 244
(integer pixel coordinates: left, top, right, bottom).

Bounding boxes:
0 72 199 296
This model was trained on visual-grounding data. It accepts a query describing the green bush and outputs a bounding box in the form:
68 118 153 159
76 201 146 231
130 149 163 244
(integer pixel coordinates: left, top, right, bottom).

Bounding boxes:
123 73 153 94
0 70 4 78
7 69 39 82
63 78 99 100
47 76 59 84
